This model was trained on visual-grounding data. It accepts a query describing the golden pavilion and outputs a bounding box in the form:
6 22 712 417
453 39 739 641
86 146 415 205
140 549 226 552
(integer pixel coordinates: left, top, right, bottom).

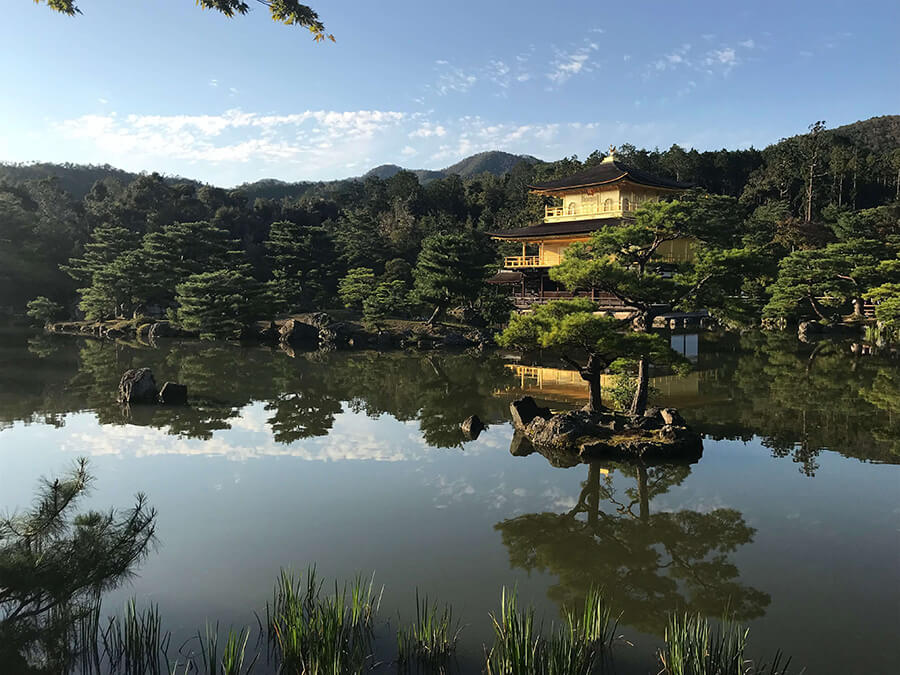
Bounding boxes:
488 148 693 309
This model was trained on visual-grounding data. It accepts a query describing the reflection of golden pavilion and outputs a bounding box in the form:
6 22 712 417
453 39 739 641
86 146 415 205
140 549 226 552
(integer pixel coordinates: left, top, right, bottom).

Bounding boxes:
499 364 706 408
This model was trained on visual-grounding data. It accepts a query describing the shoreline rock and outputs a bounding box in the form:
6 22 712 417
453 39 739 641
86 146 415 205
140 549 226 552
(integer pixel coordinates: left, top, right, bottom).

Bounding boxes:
117 368 158 405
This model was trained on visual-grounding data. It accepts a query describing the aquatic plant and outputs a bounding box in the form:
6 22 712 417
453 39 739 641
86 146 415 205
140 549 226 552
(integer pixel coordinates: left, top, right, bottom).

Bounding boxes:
396 589 460 671
266 567 382 674
180 622 258 675
659 612 794 675
485 586 620 675
100 598 170 675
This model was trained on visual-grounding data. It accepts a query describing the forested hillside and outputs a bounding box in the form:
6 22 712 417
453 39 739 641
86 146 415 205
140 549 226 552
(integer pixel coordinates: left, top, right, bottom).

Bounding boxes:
2 116 898 336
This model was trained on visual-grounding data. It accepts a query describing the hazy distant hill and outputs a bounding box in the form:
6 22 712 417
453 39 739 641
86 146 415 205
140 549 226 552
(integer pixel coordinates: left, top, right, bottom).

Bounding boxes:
362 151 539 183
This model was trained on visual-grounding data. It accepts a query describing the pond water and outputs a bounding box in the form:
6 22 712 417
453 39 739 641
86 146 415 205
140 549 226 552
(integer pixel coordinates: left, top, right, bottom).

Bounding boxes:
0 325 898 673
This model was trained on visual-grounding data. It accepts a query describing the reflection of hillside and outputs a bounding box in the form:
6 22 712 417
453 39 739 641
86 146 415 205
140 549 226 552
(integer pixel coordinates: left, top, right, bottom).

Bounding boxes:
496 460 769 636
497 363 708 408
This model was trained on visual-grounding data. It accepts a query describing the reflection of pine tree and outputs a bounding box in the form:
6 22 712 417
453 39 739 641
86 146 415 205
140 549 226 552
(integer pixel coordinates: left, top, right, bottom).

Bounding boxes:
690 331 899 473
495 462 769 636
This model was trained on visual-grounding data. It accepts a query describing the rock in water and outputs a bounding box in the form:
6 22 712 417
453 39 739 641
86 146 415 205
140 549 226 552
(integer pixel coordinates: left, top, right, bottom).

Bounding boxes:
117 368 158 404
279 319 319 346
461 414 486 440
509 396 552 430
158 382 188 405
660 408 685 426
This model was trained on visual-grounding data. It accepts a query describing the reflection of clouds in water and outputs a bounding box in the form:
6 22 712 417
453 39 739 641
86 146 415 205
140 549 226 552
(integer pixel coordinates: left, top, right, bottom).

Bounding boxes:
59 404 446 463
653 492 731 514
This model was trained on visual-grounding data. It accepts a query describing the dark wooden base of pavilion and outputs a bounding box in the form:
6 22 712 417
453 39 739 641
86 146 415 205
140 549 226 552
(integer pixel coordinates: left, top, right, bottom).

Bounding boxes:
488 269 628 311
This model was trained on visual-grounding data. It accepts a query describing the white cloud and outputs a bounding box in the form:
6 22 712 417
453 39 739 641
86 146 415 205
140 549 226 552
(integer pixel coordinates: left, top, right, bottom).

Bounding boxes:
208 79 218 88
97 97 108 104
548 41 599 85
55 108 408 175
409 122 447 138
707 47 736 65
516 73 531 82
739 39 755 48
400 145 417 156
434 64 478 95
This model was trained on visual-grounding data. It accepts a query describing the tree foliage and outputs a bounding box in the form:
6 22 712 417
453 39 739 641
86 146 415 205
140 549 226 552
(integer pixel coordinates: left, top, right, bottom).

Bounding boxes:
0 458 156 669
413 231 495 323
175 268 271 339
35 0 334 40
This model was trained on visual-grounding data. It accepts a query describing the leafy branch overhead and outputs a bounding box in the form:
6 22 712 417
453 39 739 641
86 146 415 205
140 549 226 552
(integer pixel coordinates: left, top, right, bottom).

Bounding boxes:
34 0 334 41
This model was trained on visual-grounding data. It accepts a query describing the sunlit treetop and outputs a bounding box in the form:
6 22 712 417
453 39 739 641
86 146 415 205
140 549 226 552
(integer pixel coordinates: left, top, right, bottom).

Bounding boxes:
34 0 335 41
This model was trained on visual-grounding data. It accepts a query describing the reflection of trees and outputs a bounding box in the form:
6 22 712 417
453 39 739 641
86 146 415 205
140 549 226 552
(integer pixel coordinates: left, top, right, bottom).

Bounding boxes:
0 329 515 448
495 461 769 636
0 459 156 672
691 332 899 474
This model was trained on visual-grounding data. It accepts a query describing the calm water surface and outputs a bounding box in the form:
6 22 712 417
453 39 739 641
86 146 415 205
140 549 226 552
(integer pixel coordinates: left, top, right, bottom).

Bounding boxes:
0 326 898 673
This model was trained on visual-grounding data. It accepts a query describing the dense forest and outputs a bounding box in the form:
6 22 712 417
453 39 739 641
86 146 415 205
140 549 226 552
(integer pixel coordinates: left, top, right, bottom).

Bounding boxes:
1 115 898 336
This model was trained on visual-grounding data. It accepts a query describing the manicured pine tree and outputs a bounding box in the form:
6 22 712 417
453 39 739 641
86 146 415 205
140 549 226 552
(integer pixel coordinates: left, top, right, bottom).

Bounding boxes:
764 239 893 321
140 220 240 307
362 280 408 325
413 231 496 324
60 223 141 285
337 268 376 309
496 299 682 413
175 267 271 339
266 220 338 313
25 296 63 325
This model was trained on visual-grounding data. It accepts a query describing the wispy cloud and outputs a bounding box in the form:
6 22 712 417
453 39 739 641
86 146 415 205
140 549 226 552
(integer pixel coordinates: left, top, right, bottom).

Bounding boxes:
55 108 408 174
547 41 600 85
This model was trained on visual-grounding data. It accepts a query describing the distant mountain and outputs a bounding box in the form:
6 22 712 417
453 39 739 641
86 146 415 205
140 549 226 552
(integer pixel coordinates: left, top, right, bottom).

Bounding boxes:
443 151 541 178
827 115 900 153
0 162 196 200
362 151 540 184
2 119 893 202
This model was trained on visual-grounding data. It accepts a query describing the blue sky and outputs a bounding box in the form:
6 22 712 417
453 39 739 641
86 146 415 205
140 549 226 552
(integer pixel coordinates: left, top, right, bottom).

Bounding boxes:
2 0 898 186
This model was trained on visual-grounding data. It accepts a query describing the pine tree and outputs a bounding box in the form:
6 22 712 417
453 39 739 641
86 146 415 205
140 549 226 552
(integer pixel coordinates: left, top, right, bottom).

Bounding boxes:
61 224 141 285
175 268 271 339
413 231 495 324
337 268 376 309
266 220 338 312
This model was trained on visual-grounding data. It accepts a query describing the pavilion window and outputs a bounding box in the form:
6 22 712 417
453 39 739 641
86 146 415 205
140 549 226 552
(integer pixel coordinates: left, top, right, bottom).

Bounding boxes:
603 198 613 212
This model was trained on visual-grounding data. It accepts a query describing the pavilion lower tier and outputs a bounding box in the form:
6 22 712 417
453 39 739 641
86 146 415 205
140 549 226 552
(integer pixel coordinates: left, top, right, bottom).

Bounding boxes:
488 268 629 311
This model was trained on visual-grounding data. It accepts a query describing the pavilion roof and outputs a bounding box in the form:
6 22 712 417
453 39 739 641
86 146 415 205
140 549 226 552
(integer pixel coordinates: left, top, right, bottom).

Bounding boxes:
528 158 691 194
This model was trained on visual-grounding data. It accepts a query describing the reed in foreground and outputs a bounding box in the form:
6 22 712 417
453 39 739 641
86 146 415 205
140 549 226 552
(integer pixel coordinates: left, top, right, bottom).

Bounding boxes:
99 598 170 675
266 567 382 674
659 612 795 675
396 589 461 672
485 586 616 675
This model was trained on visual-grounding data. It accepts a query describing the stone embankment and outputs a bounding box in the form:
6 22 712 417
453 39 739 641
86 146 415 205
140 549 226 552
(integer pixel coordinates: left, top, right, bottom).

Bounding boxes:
508 396 702 463
46 313 495 352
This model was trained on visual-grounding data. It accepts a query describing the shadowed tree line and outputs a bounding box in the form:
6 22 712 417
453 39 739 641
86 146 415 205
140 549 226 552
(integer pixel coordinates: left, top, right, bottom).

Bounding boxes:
3 118 898 336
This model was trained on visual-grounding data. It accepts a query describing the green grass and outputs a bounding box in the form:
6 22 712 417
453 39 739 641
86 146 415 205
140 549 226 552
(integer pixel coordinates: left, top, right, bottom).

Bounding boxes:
396 589 460 671
659 612 795 675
